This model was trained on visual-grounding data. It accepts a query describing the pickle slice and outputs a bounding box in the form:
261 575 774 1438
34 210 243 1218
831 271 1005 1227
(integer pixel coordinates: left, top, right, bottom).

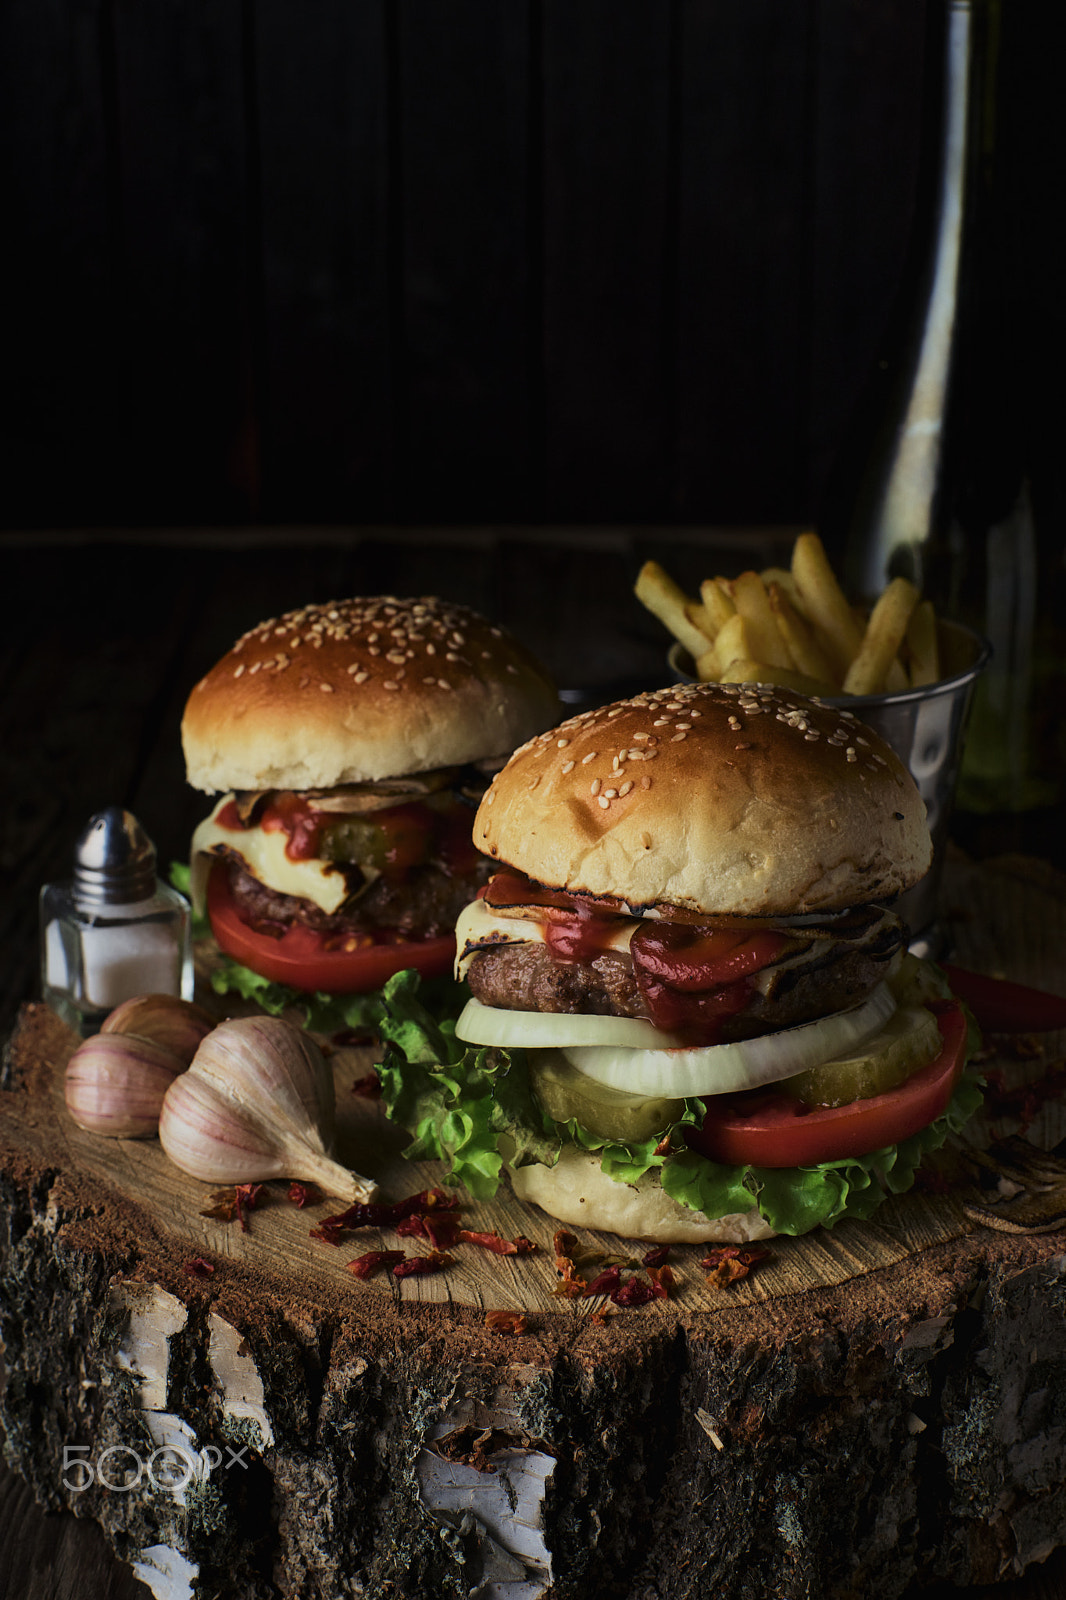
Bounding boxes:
529 1051 684 1143
777 1005 941 1108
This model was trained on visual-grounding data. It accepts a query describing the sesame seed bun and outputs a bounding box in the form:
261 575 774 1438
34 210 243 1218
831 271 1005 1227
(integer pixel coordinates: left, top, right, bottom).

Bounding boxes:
507 1146 775 1245
182 596 560 793
475 681 932 915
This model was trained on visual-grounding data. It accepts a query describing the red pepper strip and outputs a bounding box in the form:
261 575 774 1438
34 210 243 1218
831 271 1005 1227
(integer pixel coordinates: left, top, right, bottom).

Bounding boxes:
457 1229 537 1256
394 1251 455 1278
315 1187 460 1240
941 964 1066 1034
347 1250 405 1280
397 1212 462 1249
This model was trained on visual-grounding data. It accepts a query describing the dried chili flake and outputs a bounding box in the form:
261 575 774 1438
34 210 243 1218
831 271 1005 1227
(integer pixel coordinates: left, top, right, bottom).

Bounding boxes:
642 1245 671 1269
351 1071 382 1099
347 1250 405 1280
485 1310 529 1336
397 1212 462 1250
234 1183 265 1232
700 1243 771 1288
458 1229 537 1256
200 1183 266 1231
646 1263 678 1300
612 1276 657 1308
288 1181 322 1209
312 1186 460 1243
393 1251 455 1279
553 1229 579 1258
584 1264 623 1298
184 1257 215 1278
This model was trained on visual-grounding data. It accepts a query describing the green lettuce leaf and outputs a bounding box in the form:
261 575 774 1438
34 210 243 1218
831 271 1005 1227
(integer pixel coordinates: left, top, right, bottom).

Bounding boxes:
374 971 986 1235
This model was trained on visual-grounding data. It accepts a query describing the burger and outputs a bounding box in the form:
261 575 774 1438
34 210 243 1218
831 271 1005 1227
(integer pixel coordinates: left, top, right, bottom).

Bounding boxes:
180 595 560 1031
377 680 981 1241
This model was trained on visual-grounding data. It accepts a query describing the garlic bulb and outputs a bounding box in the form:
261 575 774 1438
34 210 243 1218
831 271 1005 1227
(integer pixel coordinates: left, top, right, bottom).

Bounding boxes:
158 1016 377 1203
101 993 215 1063
66 1033 188 1138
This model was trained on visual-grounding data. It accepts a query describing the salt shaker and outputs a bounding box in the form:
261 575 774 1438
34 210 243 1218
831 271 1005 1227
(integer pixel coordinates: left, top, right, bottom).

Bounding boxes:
40 807 194 1035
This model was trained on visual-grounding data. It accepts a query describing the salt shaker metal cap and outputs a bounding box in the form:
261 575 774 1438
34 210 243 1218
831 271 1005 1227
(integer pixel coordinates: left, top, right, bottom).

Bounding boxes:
73 807 159 906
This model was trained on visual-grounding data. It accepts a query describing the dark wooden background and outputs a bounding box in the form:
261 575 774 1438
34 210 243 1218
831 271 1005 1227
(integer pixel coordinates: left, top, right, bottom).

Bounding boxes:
2 0 1063 534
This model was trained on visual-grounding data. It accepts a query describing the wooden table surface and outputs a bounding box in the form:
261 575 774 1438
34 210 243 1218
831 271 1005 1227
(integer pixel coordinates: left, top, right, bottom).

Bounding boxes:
4 528 1065 1599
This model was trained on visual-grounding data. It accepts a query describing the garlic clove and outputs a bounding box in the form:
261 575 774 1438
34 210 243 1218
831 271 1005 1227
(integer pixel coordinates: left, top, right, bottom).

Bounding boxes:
158 1016 377 1203
65 1033 187 1139
101 993 215 1064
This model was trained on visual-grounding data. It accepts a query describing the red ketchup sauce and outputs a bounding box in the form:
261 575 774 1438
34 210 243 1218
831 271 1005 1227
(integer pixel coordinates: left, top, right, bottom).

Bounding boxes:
482 870 791 1045
215 794 481 880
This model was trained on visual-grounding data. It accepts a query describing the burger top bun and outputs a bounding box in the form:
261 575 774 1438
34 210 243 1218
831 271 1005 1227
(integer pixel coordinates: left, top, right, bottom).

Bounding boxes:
476 680 932 916
182 596 560 794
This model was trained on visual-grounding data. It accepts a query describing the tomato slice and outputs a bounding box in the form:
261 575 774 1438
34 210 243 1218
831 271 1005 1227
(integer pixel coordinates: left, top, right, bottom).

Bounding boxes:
684 1000 970 1167
206 860 456 993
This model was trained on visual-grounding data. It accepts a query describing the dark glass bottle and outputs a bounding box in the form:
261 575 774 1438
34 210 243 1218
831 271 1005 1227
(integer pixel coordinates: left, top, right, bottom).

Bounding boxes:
831 0 1066 816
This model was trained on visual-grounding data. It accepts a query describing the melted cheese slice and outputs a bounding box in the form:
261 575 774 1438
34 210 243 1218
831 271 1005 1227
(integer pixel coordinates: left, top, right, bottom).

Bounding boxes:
190 795 354 917
454 895 636 981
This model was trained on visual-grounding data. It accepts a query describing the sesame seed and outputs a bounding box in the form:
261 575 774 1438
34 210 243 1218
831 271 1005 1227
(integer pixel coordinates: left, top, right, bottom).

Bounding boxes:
384 680 400 691
581 752 597 764
641 776 652 790
590 778 601 796
250 662 261 674
426 643 436 655
438 679 452 690
320 682 334 693
604 788 617 799
846 748 857 762
671 731 687 742
653 718 669 727
619 781 633 796
233 664 245 678
557 738 570 748
368 646 380 656
598 795 610 809
529 775 541 790
562 760 575 773
734 741 753 751
354 671 369 684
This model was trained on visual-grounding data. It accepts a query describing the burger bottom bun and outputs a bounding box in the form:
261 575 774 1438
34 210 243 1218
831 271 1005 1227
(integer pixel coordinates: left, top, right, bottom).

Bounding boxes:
507 1146 776 1246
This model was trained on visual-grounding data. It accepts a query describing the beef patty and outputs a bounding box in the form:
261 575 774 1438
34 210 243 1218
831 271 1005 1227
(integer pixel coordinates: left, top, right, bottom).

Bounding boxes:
465 908 903 1040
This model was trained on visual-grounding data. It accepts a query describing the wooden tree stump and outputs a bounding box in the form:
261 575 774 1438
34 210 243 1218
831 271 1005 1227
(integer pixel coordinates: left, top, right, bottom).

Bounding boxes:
2 853 1066 1600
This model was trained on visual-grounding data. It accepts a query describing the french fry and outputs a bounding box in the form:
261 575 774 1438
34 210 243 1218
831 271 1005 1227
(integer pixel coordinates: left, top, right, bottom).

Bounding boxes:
634 561 716 663
766 583 839 687
718 659 839 698
790 532 865 678
684 599 720 643
731 571 793 668
906 599 941 687
694 644 720 682
711 613 754 678
699 577 736 634
634 536 946 703
760 566 808 618
843 577 921 696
